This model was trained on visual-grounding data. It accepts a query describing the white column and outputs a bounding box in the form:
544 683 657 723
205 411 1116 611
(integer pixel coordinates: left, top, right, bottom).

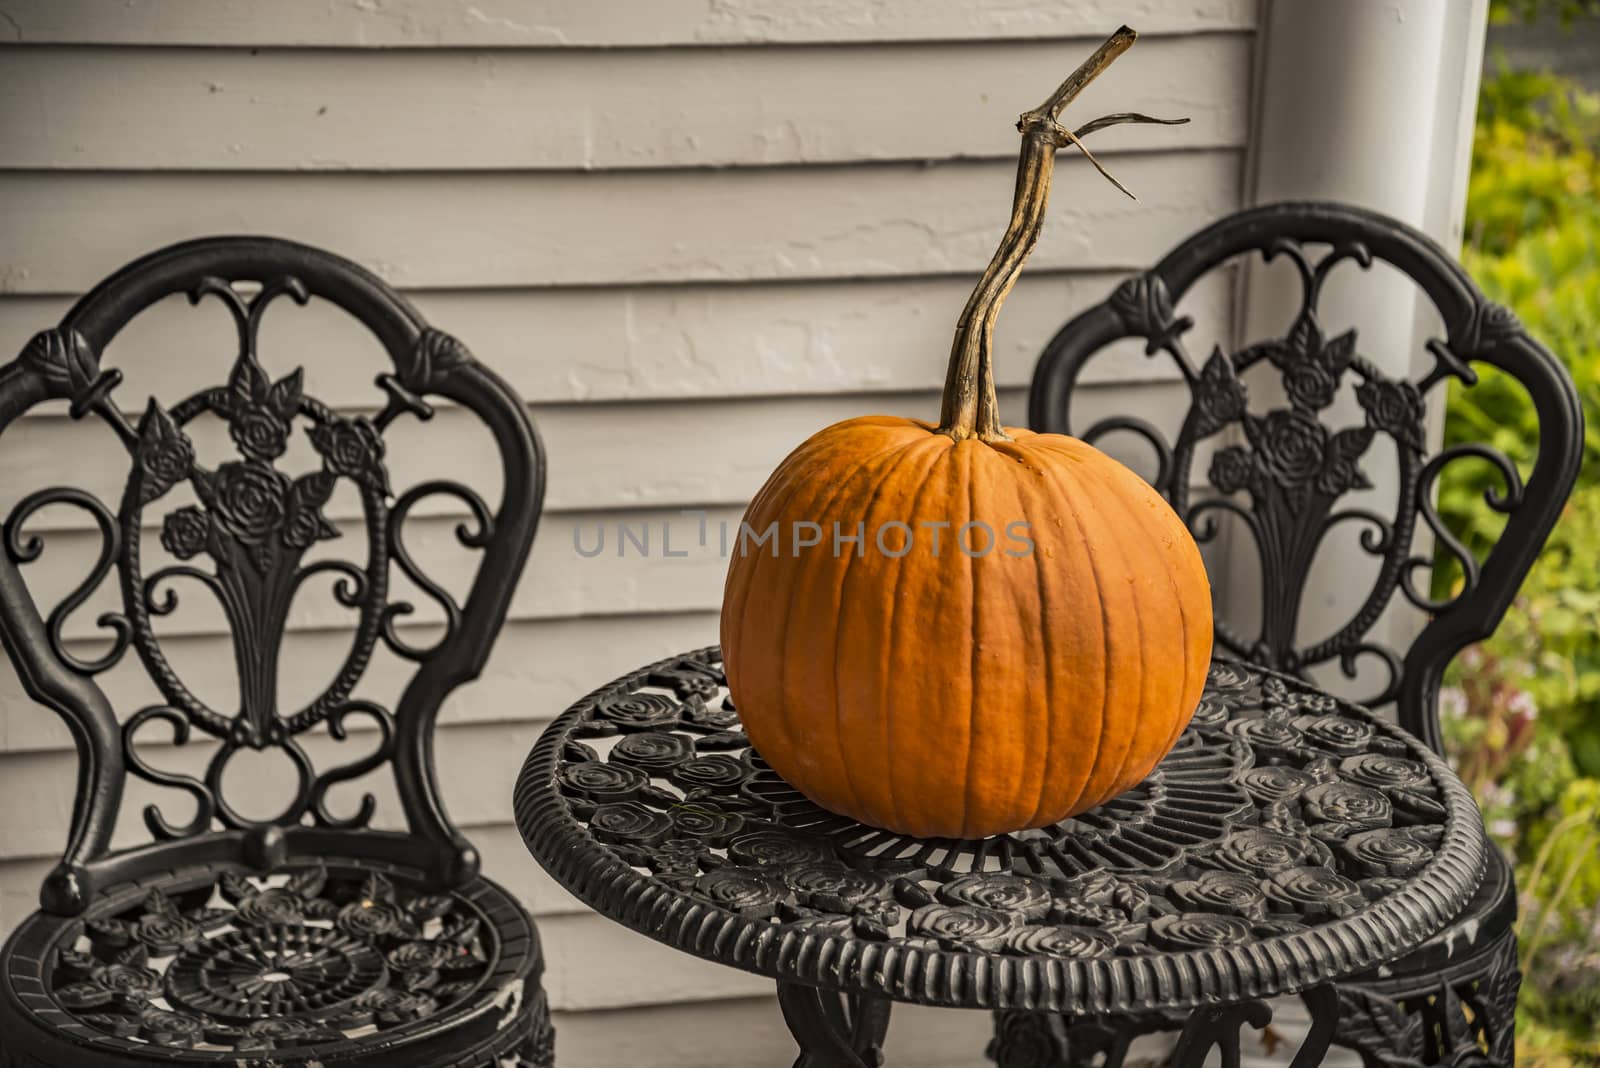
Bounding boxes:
1217 0 1489 702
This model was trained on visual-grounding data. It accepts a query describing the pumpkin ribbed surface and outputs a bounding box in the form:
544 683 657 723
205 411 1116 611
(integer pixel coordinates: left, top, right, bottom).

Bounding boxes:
721 417 1212 839
720 29 1213 839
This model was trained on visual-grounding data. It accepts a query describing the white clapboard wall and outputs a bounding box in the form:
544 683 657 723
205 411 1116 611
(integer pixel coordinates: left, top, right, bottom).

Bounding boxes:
0 3 1255 1062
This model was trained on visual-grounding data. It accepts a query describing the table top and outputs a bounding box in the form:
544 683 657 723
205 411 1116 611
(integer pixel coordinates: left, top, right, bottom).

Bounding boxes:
512 648 1486 1016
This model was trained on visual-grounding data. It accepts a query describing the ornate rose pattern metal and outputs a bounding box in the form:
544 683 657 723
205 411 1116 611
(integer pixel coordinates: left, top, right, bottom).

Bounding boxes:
43 866 501 1055
1047 234 1547 712
520 649 1482 1022
3 274 502 846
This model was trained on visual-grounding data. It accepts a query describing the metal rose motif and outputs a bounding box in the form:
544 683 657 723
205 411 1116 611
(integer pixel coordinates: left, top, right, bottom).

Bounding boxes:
556 760 649 803
1296 714 1376 755
1168 871 1267 920
1264 866 1363 920
159 506 211 560
1262 676 1339 713
669 802 745 845
1340 829 1434 878
785 865 892 914
308 416 390 494
1001 925 1117 959
1248 409 1327 488
1355 377 1427 453
593 691 684 732
1208 445 1257 495
669 753 750 791
215 358 300 462
1207 829 1325 877
1149 912 1254 951
1302 782 1392 830
728 829 834 868
589 801 674 847
1224 716 1305 757
202 460 289 547
609 731 694 772
1272 314 1356 411
938 873 1053 919
528 649 1476 1041
1339 754 1428 792
1239 765 1316 805
693 869 788 917
909 904 1017 950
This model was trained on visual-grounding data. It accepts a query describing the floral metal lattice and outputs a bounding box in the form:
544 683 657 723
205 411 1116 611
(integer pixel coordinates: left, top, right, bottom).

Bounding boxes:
1031 205 1583 733
40 865 500 1055
2 274 497 845
516 648 1485 1020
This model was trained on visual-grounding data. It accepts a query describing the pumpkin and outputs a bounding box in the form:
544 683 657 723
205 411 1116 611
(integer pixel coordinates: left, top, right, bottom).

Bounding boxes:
720 27 1213 840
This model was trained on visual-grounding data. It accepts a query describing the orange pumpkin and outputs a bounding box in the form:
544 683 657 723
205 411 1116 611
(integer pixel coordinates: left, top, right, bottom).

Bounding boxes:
720 27 1213 839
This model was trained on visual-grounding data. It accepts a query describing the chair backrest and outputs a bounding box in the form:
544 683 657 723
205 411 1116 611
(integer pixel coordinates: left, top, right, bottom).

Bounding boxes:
1030 202 1582 756
0 237 545 915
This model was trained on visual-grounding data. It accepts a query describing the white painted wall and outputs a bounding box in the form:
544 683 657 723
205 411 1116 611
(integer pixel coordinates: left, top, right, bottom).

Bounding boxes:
0 2 1310 1062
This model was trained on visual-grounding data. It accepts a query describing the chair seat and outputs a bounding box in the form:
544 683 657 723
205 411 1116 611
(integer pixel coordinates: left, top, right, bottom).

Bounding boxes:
0 858 552 1067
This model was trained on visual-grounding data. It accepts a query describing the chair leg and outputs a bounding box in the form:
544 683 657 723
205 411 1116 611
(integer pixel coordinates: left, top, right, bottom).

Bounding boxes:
518 984 557 1067
1332 925 1520 1067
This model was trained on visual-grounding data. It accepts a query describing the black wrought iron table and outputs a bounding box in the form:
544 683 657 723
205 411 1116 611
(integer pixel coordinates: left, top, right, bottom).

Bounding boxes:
512 648 1487 1066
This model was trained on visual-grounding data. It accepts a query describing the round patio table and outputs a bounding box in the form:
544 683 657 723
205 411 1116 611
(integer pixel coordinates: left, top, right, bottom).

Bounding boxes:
512 648 1487 1067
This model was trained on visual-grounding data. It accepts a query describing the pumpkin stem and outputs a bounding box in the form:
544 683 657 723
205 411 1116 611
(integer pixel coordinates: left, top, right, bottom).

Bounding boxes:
936 26 1188 444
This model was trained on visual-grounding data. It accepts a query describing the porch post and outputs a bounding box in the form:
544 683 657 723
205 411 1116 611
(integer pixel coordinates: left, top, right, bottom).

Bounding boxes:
1221 0 1489 702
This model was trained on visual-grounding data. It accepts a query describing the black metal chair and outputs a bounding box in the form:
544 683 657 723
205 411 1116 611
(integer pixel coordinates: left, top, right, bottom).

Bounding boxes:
1020 202 1583 1066
0 238 553 1066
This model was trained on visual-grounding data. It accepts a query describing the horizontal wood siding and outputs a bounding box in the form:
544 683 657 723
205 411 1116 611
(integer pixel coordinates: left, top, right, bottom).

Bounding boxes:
0 5 1254 1045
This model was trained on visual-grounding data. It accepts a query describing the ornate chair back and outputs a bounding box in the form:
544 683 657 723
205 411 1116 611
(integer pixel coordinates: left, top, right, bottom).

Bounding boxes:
0 237 544 916
1029 202 1582 753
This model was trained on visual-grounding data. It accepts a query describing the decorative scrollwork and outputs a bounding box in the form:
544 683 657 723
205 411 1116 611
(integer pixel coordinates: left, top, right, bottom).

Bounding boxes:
1321 508 1396 555
519 648 1484 1037
381 480 495 661
1149 239 1435 692
1337 643 1404 708
1402 443 1524 612
1035 208 1580 760
290 559 370 610
122 707 216 840
309 701 397 830
3 488 132 675
20 861 539 1059
205 733 316 832
1082 416 1174 493
0 239 543 934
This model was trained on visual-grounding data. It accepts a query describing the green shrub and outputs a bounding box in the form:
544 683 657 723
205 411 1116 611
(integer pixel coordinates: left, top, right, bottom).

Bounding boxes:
1440 61 1600 1059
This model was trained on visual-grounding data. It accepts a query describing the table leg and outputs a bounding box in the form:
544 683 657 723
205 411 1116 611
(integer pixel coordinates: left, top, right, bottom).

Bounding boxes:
777 982 892 1068
989 986 1339 1068
1169 986 1338 1068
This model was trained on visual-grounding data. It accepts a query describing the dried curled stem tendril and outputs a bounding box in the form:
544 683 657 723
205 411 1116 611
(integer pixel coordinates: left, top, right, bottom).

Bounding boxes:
938 25 1189 443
